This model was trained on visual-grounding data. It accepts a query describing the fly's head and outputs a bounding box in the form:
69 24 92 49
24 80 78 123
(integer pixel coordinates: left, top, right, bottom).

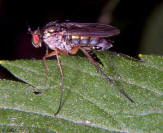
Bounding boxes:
28 27 42 48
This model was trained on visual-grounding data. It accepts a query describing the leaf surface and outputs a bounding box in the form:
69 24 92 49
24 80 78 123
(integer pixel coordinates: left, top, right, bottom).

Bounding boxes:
0 52 162 132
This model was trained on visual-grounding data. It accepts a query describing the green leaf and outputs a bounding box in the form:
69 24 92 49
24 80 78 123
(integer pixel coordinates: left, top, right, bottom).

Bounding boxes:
0 52 162 132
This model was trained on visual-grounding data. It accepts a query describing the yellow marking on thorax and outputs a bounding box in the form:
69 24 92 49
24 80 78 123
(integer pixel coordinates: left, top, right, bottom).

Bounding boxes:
44 32 51 37
44 29 56 37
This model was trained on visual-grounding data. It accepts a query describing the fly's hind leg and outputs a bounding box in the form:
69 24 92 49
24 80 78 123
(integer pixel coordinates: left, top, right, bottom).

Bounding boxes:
110 51 144 62
80 47 135 103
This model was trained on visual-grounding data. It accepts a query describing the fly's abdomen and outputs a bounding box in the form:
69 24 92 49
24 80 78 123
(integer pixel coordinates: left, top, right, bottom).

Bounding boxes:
80 36 89 45
70 35 90 46
92 39 113 51
68 35 113 51
71 35 80 45
69 35 98 46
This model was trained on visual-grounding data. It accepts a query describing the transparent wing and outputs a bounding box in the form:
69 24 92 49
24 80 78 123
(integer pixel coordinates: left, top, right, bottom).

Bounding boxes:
62 22 120 37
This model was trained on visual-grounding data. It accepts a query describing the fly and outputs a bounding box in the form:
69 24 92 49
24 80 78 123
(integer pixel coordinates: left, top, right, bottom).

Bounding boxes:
28 21 135 115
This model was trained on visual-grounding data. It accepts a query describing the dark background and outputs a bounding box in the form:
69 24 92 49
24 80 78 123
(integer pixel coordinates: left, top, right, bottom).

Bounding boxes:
0 0 162 60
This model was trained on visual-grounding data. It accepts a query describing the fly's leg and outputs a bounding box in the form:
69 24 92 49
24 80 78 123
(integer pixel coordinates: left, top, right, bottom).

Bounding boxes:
70 46 80 55
33 50 58 94
54 51 64 115
33 47 66 115
53 46 80 115
33 47 67 95
33 45 50 94
80 47 135 103
42 45 50 93
88 51 104 67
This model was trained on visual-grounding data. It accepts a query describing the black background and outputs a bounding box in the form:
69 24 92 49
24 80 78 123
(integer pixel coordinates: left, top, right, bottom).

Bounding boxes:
0 0 162 60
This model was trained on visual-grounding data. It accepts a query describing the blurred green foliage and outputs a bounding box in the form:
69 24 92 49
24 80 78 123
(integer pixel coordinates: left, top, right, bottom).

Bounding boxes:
140 3 163 55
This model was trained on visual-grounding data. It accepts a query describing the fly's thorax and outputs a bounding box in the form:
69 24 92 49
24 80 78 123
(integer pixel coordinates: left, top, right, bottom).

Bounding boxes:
43 29 75 52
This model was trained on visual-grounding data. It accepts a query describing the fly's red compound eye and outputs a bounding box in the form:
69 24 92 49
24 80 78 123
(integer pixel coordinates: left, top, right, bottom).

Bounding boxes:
32 34 42 48
29 27 42 48
33 34 39 44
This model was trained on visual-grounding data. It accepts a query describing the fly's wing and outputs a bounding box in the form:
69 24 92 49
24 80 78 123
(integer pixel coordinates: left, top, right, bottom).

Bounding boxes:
62 22 120 37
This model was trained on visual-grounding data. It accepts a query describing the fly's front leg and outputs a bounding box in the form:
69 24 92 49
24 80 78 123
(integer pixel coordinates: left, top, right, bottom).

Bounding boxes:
44 48 67 115
43 45 50 89
34 46 67 115
54 52 64 115
33 49 58 94
43 47 68 84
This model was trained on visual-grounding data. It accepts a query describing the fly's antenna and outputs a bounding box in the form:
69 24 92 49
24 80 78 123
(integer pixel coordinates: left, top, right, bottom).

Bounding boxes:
28 26 33 35
25 20 33 35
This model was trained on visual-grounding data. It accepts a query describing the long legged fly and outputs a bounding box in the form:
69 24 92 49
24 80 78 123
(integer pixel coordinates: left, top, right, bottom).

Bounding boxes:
28 21 135 115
